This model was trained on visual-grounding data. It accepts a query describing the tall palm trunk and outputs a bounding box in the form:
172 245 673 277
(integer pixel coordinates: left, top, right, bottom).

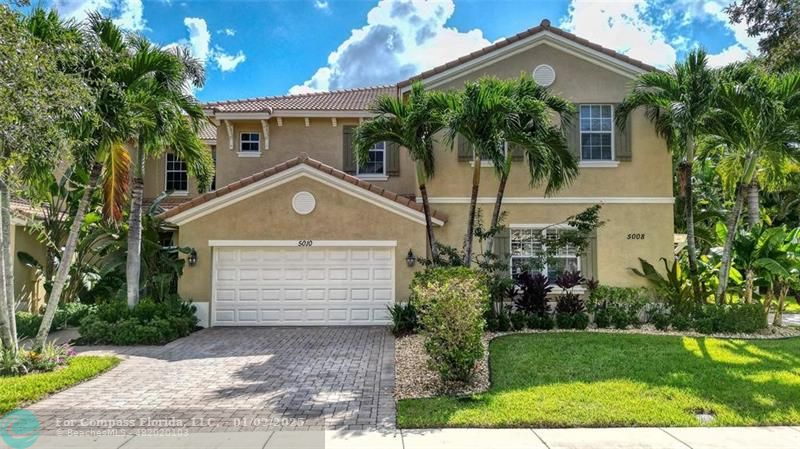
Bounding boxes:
715 183 746 304
126 151 145 307
772 284 788 327
0 179 17 352
746 179 760 227
418 183 438 262
0 208 13 350
415 160 438 262
486 170 509 255
679 159 702 303
34 162 101 349
463 154 481 265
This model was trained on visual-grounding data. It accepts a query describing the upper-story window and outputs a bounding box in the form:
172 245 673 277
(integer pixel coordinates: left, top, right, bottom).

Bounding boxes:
358 141 385 176
165 153 188 193
510 227 579 279
580 104 613 161
240 132 260 153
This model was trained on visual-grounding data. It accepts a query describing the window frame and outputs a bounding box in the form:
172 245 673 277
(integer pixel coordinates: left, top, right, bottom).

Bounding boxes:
579 104 615 162
164 153 188 195
357 141 387 179
508 225 581 282
238 132 261 156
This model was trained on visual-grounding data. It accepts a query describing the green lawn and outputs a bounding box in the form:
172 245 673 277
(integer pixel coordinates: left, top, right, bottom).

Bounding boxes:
397 333 800 428
0 356 120 414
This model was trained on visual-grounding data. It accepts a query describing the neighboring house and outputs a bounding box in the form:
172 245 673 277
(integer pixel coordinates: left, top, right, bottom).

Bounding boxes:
9 200 47 312
146 20 673 327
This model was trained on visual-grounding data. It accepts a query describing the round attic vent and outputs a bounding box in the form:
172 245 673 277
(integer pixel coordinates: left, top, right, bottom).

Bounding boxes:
292 191 316 215
532 64 556 87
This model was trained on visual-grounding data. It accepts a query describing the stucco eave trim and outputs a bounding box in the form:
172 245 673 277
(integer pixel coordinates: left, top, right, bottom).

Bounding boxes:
401 31 647 93
422 197 675 204
209 240 398 247
166 164 445 227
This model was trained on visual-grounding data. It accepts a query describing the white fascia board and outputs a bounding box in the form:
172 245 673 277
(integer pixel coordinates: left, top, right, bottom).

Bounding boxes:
402 31 648 93
209 240 397 247
168 164 444 227
423 197 675 204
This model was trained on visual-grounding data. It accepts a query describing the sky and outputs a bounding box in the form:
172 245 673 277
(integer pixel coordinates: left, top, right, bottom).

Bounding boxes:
42 0 760 102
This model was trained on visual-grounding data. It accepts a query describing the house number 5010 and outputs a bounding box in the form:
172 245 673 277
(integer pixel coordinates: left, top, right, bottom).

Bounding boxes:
627 233 646 240
297 240 313 247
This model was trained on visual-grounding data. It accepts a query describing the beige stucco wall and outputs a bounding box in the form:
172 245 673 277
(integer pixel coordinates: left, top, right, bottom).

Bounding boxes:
11 224 47 312
144 117 418 202
425 43 672 198
176 175 428 323
432 202 673 287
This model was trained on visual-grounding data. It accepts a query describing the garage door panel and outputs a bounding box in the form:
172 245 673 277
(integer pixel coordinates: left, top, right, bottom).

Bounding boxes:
213 245 394 326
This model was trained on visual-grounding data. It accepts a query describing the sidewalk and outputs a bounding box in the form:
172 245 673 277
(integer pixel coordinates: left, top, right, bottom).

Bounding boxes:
17 426 800 449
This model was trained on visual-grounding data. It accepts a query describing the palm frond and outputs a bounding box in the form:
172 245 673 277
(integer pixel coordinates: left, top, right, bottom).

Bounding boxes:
102 141 131 222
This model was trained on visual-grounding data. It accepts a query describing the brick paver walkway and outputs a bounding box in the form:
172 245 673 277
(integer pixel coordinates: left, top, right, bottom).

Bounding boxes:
26 327 395 434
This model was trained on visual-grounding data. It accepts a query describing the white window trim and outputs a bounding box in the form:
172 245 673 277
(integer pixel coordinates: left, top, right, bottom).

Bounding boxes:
357 141 387 178
508 225 582 284
238 131 261 157
579 104 615 162
164 153 188 195
579 160 620 168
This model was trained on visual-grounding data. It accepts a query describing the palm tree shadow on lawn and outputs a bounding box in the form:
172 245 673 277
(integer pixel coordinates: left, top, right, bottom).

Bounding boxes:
398 333 800 428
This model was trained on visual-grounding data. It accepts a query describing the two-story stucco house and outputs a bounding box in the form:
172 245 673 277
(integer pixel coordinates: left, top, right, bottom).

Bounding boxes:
148 20 673 327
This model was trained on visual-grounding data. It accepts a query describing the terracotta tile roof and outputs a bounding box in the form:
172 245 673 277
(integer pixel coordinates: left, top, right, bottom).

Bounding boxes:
10 198 45 221
198 121 217 141
398 19 657 87
204 86 397 113
158 153 447 223
143 196 195 214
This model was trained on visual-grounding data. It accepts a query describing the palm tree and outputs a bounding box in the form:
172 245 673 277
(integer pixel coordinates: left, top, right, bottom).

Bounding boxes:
436 78 518 265
616 49 716 303
123 38 214 307
354 82 444 260
485 75 578 254
705 63 800 303
31 13 210 346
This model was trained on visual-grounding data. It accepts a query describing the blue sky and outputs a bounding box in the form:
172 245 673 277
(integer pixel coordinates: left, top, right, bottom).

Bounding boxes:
45 1 759 102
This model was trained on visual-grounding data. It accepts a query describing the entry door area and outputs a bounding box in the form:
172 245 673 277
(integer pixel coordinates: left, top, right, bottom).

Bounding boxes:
211 243 395 326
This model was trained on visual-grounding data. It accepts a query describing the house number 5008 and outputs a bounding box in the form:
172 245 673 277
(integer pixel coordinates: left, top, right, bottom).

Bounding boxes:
627 233 646 240
297 240 313 247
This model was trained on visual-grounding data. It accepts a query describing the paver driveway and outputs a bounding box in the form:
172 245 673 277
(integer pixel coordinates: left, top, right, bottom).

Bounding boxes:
27 327 395 433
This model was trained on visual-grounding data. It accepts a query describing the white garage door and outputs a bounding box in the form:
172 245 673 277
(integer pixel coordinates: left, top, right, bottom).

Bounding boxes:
212 244 395 325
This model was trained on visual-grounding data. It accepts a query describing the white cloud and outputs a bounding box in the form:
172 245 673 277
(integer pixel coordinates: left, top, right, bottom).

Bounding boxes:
51 0 145 31
214 49 247 72
314 0 329 10
174 17 247 74
113 0 146 31
707 43 750 67
560 0 678 68
217 28 236 36
289 0 490 94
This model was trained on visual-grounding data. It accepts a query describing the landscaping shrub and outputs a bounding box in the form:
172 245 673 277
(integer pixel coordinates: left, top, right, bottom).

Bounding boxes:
510 312 527 331
484 307 512 332
587 285 650 328
78 298 198 345
650 307 671 331
555 312 574 329
671 313 692 331
572 312 590 330
514 271 552 316
388 302 419 336
16 303 96 340
413 267 487 383
690 303 766 334
1 343 76 375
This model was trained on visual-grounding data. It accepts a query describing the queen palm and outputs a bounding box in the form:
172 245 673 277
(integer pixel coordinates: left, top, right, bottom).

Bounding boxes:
354 82 444 260
124 39 214 307
437 77 518 265
616 49 716 303
705 63 800 304
485 75 577 254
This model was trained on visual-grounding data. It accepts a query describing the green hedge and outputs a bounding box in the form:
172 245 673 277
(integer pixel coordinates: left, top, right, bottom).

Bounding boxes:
78 298 198 345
